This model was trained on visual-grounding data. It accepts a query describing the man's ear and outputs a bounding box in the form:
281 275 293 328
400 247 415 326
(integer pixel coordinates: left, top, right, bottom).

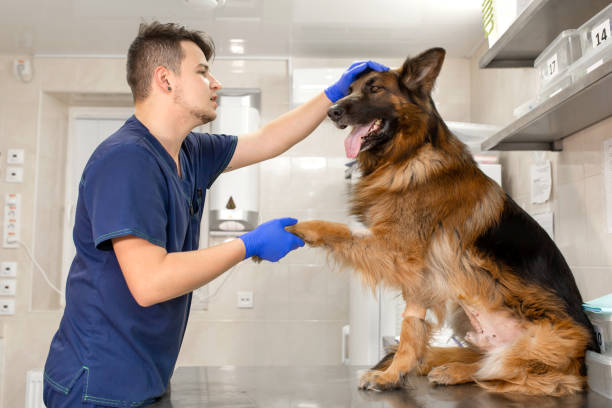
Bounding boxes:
400 48 446 94
153 66 173 94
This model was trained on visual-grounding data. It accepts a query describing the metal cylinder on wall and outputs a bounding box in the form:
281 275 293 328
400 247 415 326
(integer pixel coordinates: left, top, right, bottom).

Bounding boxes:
209 89 260 232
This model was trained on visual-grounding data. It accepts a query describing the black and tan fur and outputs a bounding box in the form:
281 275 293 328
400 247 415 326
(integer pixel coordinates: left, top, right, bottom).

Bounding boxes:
287 48 598 396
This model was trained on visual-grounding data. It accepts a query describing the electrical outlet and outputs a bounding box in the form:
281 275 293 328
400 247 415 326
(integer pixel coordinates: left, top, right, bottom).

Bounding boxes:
6 167 23 183
7 149 24 164
237 291 253 308
0 262 17 277
3 193 20 248
0 280 16 296
0 299 15 315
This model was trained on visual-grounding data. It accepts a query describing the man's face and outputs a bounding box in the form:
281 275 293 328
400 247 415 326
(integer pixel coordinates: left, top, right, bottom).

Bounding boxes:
173 40 222 125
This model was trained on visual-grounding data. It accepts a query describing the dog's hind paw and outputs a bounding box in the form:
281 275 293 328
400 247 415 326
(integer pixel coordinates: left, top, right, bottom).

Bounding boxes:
427 363 474 385
358 370 402 391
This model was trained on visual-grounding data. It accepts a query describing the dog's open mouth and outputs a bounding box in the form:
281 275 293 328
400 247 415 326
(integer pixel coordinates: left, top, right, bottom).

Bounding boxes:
344 119 386 158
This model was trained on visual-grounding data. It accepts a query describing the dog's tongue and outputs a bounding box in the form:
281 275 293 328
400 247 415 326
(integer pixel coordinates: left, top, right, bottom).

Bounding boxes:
344 121 374 158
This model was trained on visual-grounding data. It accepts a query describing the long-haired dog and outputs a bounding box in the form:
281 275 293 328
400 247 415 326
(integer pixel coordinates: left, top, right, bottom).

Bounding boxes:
287 48 598 396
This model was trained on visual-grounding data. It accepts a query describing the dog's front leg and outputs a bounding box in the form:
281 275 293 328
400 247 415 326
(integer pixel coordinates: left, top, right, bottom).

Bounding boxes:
285 220 352 247
286 221 407 278
359 304 430 390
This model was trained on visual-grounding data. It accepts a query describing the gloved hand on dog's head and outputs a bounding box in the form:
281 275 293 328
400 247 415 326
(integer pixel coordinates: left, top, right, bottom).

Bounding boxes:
239 217 305 262
324 60 390 103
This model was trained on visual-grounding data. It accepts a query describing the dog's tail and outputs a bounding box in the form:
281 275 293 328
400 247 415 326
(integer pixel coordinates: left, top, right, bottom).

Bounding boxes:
371 344 397 371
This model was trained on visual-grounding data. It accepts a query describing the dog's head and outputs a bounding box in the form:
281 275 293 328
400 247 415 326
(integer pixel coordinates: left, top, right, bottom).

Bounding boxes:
328 48 446 166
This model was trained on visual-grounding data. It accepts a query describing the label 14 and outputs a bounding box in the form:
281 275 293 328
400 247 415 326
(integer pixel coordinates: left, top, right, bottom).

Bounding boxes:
591 19 610 49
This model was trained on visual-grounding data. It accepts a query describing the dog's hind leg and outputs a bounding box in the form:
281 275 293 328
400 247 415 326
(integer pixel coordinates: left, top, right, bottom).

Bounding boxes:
359 304 430 391
473 319 590 396
415 346 482 376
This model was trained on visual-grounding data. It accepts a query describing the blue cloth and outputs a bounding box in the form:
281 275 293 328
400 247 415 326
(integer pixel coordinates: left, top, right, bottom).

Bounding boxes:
583 293 612 314
43 115 237 407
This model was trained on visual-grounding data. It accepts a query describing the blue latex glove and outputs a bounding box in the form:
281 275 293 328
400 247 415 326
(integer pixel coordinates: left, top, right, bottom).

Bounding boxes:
324 60 390 103
239 218 305 262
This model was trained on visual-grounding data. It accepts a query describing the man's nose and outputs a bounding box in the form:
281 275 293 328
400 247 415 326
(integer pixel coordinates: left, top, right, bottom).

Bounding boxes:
327 104 345 121
208 73 222 90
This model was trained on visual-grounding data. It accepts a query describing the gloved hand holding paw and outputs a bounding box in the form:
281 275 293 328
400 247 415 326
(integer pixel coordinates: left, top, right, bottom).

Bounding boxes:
239 217 305 262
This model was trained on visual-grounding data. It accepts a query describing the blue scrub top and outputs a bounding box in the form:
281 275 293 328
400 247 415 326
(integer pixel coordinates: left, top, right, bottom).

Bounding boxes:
43 115 237 407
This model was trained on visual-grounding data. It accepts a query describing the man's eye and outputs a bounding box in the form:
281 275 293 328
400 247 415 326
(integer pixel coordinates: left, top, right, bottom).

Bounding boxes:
198 71 207 75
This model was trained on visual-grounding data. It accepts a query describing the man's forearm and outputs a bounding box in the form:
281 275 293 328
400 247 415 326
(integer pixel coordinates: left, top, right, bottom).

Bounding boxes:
119 238 246 307
261 92 331 154
158 239 245 301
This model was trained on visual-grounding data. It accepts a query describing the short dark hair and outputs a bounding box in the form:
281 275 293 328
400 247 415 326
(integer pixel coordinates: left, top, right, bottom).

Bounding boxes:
126 21 215 101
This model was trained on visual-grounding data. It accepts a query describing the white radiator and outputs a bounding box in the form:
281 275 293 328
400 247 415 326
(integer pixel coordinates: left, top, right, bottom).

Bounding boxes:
25 370 45 408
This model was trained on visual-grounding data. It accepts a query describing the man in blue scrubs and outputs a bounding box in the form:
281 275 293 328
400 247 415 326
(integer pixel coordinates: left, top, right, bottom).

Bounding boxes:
42 21 388 407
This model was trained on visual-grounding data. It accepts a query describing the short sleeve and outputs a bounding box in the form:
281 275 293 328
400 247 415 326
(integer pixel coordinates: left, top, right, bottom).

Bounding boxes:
83 146 168 250
193 133 238 188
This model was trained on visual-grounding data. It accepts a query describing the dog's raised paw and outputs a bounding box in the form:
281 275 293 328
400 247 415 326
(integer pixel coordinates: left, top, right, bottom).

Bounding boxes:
285 221 323 246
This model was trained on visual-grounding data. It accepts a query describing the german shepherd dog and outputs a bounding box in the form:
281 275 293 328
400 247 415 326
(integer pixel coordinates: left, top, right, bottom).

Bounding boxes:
287 48 599 396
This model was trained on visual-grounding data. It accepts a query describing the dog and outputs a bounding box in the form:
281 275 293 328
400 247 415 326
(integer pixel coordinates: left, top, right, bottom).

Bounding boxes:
286 48 599 396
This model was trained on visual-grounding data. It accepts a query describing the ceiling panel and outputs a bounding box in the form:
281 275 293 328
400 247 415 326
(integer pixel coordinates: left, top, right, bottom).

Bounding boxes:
0 0 484 58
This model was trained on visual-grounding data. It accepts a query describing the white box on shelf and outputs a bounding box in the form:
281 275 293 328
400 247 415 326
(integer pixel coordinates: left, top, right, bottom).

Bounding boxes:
586 351 612 400
570 40 612 82
577 3 612 58
538 71 572 101
534 30 581 94
586 310 612 355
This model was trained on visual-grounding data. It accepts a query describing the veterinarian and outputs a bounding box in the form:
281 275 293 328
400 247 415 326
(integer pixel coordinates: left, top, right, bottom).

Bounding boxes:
42 21 388 408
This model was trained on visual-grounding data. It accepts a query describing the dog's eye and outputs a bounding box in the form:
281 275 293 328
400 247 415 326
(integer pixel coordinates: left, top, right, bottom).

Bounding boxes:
370 85 381 92
348 87 353 94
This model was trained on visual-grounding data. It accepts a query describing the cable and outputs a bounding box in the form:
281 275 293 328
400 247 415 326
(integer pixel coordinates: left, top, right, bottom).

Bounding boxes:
16 239 64 296
15 238 242 302
197 262 240 302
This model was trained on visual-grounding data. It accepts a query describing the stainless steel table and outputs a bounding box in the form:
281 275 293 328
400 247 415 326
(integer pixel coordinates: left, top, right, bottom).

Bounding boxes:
149 366 611 407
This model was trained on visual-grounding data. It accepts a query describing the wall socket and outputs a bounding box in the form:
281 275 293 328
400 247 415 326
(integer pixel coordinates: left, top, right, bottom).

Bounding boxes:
237 291 253 308
6 167 23 183
3 193 20 248
0 262 17 277
7 149 24 164
0 280 16 296
0 299 15 315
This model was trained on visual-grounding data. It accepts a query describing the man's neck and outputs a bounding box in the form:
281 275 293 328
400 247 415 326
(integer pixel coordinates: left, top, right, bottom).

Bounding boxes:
134 101 195 168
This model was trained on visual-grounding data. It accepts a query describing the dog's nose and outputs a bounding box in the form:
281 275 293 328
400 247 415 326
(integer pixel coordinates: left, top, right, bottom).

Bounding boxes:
327 105 344 122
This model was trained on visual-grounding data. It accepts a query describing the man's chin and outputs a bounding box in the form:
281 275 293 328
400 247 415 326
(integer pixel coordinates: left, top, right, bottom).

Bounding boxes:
192 109 215 125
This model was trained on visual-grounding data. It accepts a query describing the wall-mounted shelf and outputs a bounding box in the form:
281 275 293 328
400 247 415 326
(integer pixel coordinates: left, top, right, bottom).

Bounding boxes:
479 0 610 69
481 59 612 151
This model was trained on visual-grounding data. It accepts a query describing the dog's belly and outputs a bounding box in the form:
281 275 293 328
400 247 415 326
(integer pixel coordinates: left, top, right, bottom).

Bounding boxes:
460 302 524 351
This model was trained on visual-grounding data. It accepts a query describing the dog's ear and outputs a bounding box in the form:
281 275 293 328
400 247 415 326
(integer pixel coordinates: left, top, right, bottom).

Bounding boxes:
400 48 446 94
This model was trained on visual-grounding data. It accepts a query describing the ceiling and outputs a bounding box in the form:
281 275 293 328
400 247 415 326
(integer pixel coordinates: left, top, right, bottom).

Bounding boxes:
0 0 485 59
